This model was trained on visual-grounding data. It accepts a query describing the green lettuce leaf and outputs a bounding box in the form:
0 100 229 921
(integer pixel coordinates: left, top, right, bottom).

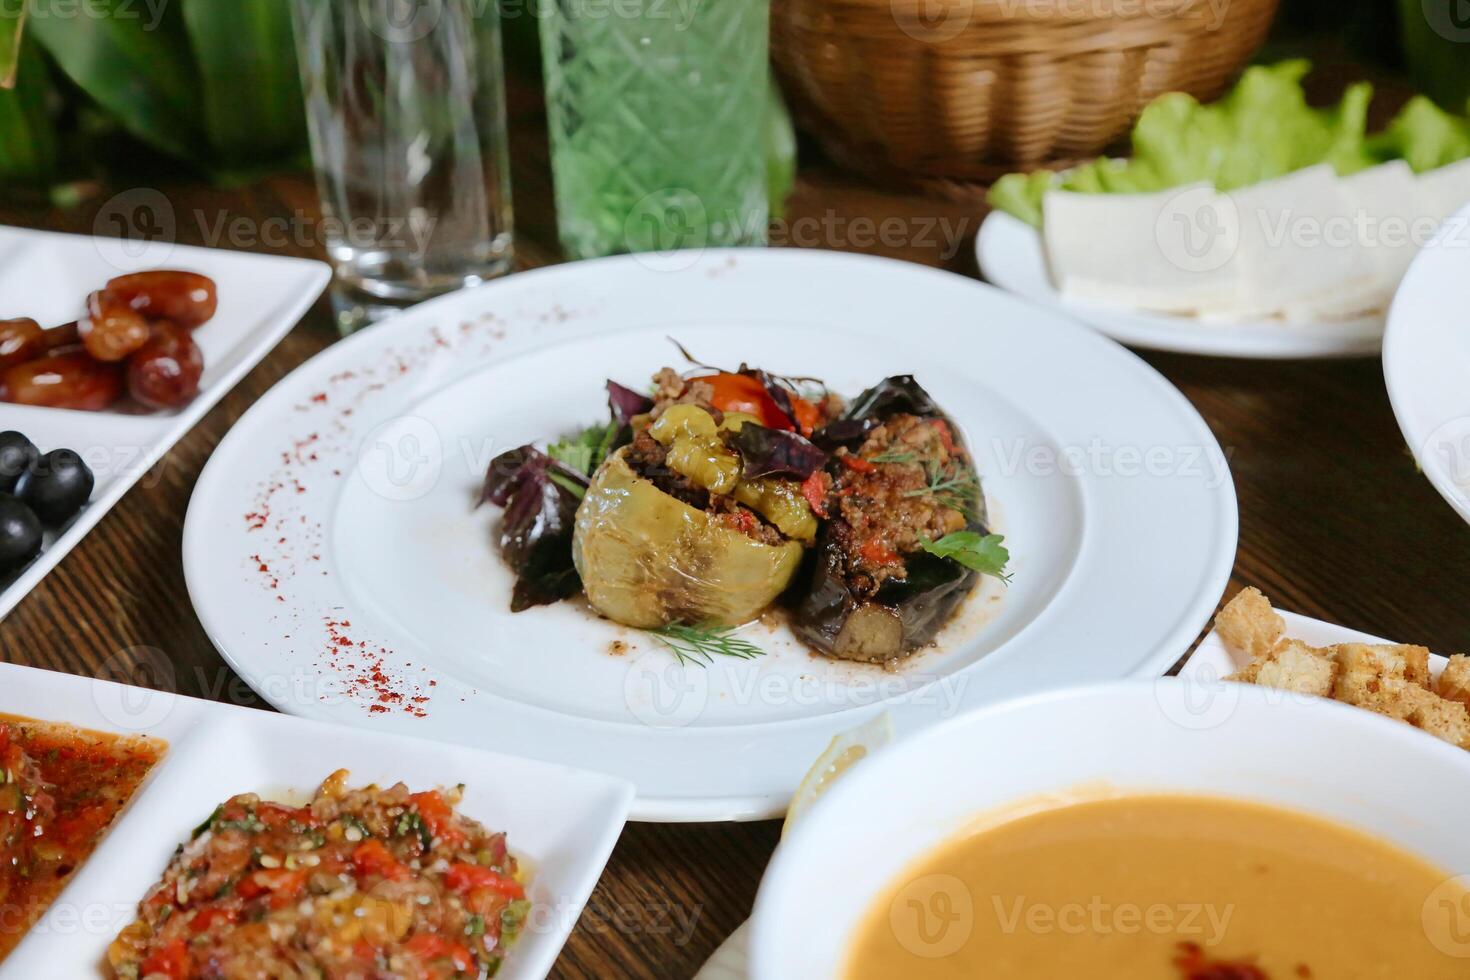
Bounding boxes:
1368 96 1470 173
989 61 1382 226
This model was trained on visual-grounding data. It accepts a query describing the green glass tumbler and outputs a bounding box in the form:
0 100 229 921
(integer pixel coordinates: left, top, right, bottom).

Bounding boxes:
537 0 771 259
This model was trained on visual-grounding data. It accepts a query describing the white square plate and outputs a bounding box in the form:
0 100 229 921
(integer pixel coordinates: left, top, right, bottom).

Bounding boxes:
0 226 331 622
0 661 633 978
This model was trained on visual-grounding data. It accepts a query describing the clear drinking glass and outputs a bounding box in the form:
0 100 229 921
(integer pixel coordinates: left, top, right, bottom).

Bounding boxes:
537 0 770 260
290 0 515 332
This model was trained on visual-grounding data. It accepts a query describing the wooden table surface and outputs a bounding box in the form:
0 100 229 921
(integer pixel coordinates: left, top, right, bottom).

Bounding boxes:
4 71 1470 979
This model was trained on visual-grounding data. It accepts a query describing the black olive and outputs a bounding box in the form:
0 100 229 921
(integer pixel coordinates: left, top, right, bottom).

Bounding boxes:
0 431 38 494
0 493 42 575
15 448 94 527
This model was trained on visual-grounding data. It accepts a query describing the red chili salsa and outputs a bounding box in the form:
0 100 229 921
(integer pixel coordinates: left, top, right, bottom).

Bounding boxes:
0 715 164 962
109 770 530 979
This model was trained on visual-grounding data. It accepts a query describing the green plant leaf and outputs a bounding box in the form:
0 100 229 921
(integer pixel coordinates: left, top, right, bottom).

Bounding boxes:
182 0 305 166
25 0 204 160
0 36 56 180
0 0 25 88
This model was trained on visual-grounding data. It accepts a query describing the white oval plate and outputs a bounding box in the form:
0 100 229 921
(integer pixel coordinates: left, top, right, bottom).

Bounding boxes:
1384 202 1470 527
976 211 1384 359
183 249 1237 822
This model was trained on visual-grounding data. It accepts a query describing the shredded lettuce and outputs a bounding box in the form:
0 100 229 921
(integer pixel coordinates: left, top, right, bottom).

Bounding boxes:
989 61 1470 227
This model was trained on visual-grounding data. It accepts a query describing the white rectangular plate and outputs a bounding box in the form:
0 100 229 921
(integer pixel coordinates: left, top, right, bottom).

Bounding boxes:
0 225 331 622
0 661 633 978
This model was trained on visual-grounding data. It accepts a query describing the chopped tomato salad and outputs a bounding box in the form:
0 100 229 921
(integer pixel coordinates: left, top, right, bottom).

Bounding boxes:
0 716 163 963
108 770 529 979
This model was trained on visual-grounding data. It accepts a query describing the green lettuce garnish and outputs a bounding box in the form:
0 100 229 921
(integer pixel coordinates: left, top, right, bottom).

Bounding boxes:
989 60 1469 227
1367 95 1470 173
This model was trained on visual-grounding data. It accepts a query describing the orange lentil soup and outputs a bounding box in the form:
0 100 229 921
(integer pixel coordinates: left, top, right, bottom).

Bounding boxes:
0 714 164 962
844 794 1470 980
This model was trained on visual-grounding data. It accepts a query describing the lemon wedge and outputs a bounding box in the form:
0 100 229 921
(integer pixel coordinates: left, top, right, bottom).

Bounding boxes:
782 712 895 835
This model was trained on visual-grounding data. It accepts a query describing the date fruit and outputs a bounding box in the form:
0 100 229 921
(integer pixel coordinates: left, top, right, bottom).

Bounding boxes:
127 321 203 410
106 270 218 329
0 318 43 370
0 352 124 411
80 290 151 362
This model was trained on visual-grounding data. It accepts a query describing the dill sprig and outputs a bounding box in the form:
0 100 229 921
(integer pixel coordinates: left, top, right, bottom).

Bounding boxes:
903 459 979 512
648 622 766 667
868 449 919 465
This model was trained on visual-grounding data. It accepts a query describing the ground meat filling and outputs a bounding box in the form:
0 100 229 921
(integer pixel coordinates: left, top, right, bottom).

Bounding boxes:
829 414 973 593
108 771 528 980
624 428 788 547
649 367 715 418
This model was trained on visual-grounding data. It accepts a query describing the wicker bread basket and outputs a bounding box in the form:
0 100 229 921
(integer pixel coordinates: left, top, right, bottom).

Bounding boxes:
771 0 1279 184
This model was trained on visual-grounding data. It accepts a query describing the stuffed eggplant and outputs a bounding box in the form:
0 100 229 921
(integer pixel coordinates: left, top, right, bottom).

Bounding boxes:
791 376 1006 664
479 356 1008 666
484 363 840 630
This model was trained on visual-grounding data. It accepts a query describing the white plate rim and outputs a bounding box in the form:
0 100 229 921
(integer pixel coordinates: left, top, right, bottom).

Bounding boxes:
182 248 1239 822
1383 200 1470 527
976 210 1385 360
0 226 331 622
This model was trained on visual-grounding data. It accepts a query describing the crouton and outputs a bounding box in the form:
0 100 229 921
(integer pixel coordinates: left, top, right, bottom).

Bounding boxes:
1407 695 1470 750
1225 662 1262 684
1437 655 1470 706
1253 640 1338 698
1332 643 1431 688
1215 588 1285 662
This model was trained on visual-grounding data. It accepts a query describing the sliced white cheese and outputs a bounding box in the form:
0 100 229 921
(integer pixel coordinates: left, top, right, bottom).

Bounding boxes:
1223 165 1380 320
1042 184 1241 314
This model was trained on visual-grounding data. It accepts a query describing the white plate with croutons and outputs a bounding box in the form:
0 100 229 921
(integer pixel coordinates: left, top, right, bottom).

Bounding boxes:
1179 588 1470 749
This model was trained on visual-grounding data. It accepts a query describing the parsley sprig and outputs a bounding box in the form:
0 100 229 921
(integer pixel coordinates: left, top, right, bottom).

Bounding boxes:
920 531 1011 582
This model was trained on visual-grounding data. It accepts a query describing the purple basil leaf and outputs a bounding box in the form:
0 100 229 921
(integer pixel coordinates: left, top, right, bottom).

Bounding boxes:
606 380 654 428
841 375 941 422
733 424 828 479
481 445 587 509
811 418 878 450
482 444 590 610
743 367 796 422
481 445 542 507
